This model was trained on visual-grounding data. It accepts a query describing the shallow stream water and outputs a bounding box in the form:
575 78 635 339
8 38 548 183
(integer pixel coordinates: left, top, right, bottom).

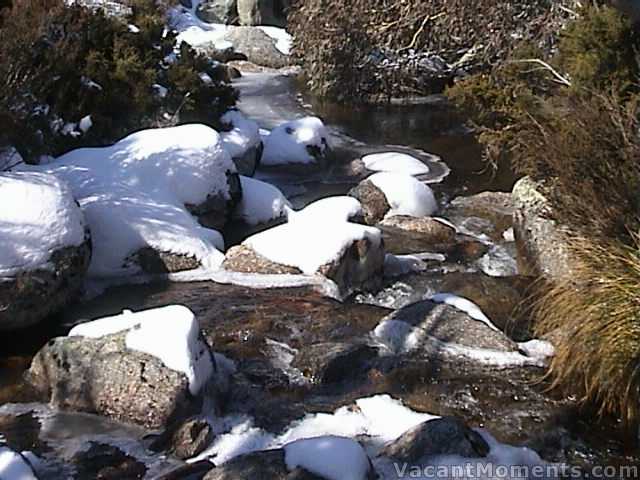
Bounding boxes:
1 71 638 479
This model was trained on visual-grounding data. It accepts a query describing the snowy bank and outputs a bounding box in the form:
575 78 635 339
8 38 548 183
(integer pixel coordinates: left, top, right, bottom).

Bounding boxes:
262 117 330 166
19 124 236 277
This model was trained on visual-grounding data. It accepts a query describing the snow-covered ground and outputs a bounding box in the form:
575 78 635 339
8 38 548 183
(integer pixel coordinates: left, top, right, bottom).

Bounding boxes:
18 124 234 277
69 305 214 395
0 172 87 276
0 447 38 480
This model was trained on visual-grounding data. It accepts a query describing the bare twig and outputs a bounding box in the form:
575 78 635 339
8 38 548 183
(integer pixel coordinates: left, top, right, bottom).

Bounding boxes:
399 12 445 53
508 59 572 87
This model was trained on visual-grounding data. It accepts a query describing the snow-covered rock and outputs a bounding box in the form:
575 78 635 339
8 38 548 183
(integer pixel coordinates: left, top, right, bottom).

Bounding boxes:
224 196 384 294
20 124 239 277
284 436 372 480
368 172 437 218
0 447 38 480
220 110 263 176
28 305 220 428
262 117 330 168
233 176 290 226
362 152 430 176
0 172 91 331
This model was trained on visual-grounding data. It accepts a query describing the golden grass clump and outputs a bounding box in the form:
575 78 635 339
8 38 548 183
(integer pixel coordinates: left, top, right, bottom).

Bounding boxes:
534 236 640 425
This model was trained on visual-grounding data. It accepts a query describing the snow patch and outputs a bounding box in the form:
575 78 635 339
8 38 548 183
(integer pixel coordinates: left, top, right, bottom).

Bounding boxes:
289 196 362 224
0 447 38 480
0 172 86 276
257 26 293 55
284 436 370 480
220 110 261 160
234 176 290 225
429 293 499 332
69 305 214 395
262 117 330 166
363 152 430 176
368 172 437 218
78 115 93 133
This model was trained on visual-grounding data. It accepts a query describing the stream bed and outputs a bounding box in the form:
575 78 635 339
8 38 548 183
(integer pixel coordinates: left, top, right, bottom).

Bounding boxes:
1 71 638 479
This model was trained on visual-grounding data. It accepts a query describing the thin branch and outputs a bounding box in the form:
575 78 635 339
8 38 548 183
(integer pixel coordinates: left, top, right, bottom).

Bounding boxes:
398 12 445 53
508 59 572 87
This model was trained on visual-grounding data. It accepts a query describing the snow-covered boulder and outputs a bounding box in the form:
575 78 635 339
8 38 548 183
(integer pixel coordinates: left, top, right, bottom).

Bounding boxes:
349 173 436 225
233 176 290 226
262 117 330 171
0 172 91 331
21 124 239 277
26 305 221 429
0 447 39 480
223 197 384 294
220 110 263 176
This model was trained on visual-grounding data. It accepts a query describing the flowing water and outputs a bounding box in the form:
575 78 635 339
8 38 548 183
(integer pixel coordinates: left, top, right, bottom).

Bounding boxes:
1 71 638 478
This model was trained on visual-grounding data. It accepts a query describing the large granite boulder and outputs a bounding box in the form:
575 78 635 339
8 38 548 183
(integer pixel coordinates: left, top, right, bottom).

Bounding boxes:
25 306 219 430
237 0 290 27
512 176 572 280
197 0 238 23
348 180 391 225
0 172 91 331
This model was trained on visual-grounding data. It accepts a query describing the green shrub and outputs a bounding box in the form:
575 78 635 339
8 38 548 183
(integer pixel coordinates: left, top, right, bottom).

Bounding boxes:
0 0 236 162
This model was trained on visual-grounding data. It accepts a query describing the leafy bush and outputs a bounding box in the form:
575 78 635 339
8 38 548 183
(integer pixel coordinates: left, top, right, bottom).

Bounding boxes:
0 0 237 162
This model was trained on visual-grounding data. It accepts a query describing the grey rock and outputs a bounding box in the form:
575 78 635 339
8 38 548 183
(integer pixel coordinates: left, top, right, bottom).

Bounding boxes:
383 300 517 351
237 0 289 27
232 141 263 177
223 245 302 275
197 0 238 24
349 180 391 225
380 216 456 243
381 417 490 463
204 449 322 479
223 26 291 68
26 333 207 429
157 417 215 460
0 242 91 331
512 176 572 280
125 247 200 274
446 191 514 241
72 442 147 480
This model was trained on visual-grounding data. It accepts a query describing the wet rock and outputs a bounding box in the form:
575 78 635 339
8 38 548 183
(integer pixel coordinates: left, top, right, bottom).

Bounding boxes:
223 245 302 274
151 416 215 460
186 171 242 230
72 442 147 480
512 177 572 280
381 417 489 463
380 216 456 242
445 191 514 241
204 449 322 479
0 412 43 454
0 243 91 332
237 0 290 27
197 0 238 23
476 243 518 278
223 27 290 68
292 342 378 384
348 180 390 225
26 333 205 429
378 300 517 352
126 248 201 274
224 237 385 295
232 141 263 177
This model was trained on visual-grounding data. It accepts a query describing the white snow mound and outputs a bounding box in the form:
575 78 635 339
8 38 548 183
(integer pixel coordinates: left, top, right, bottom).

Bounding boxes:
262 117 330 166
220 110 261 160
368 172 437 218
0 447 38 480
69 305 214 395
362 152 430 176
289 196 362 224
0 171 86 276
234 176 290 225
20 124 234 277
284 436 371 480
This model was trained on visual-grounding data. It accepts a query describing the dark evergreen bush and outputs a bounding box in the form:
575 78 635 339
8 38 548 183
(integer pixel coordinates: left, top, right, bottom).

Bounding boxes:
0 0 237 162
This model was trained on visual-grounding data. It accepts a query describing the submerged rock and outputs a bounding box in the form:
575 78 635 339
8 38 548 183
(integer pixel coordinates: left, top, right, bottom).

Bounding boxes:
380 417 490 463
292 342 378 385
445 191 514 241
